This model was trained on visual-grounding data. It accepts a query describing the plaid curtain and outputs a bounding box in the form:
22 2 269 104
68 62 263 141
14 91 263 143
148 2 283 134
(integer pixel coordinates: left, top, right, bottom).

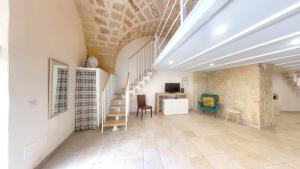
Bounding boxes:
54 68 68 114
75 69 98 131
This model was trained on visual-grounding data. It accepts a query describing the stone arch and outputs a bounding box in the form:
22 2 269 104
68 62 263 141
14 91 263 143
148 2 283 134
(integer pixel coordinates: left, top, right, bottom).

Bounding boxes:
75 0 168 72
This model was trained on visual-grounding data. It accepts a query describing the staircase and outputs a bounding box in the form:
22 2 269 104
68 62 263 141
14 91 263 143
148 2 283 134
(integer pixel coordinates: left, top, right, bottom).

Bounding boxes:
100 0 200 132
282 72 300 96
128 0 199 93
101 74 130 133
129 39 157 94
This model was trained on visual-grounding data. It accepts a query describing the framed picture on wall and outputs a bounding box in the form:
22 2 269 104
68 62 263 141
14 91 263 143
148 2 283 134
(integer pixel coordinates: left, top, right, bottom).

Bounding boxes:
182 76 189 88
48 58 69 119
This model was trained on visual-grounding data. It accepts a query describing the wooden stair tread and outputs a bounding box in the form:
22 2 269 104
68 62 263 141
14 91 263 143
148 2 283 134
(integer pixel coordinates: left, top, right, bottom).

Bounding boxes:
112 98 125 101
114 93 125 97
110 104 125 107
103 119 126 127
107 112 126 116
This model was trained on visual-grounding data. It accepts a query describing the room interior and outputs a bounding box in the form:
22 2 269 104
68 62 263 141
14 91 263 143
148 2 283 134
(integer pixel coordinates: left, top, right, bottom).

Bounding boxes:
1 0 300 169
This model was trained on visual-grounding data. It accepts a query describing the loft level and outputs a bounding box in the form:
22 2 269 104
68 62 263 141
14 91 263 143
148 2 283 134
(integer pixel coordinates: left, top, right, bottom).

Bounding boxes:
153 0 300 73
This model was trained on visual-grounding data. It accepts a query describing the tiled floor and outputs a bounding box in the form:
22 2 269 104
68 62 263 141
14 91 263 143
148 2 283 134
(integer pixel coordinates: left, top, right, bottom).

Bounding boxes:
41 111 300 169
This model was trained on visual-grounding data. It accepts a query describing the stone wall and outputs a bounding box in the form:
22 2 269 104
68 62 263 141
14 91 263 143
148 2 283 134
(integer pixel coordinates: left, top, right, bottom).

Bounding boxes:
207 65 261 127
193 64 274 128
193 72 208 108
259 64 275 128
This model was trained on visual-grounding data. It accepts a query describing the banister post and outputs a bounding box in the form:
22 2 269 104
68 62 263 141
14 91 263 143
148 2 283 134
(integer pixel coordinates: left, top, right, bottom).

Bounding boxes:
154 35 159 58
179 0 187 24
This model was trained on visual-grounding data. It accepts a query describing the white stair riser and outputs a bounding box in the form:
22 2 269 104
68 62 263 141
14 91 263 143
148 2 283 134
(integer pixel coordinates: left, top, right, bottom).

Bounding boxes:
114 95 125 99
110 107 125 112
111 99 125 105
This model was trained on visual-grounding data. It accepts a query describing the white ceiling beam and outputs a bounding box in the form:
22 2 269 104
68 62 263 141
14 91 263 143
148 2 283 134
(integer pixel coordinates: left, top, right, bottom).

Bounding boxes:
153 0 230 66
183 31 300 70
290 66 300 70
276 59 300 65
284 63 300 67
194 46 300 71
200 57 300 72
170 2 300 69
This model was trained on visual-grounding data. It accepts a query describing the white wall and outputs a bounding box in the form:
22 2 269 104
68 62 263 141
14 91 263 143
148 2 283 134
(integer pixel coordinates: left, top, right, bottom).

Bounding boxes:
115 37 193 112
0 0 9 168
100 69 110 91
8 0 87 168
273 72 300 112
135 70 193 111
115 36 152 90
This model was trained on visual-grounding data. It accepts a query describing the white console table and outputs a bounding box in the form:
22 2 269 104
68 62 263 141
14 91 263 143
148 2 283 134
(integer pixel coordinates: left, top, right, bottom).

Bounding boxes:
163 98 188 115
155 93 188 114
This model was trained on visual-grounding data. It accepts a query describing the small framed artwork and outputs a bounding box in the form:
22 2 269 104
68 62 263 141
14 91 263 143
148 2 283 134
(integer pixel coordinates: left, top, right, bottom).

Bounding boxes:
182 76 189 88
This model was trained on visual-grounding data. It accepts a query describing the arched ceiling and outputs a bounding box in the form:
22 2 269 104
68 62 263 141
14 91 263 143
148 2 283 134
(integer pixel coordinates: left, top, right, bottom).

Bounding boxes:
75 0 169 72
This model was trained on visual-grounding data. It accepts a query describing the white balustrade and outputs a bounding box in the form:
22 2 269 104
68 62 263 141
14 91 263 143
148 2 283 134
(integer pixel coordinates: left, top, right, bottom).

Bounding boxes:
101 73 130 133
125 73 130 131
155 0 198 53
129 39 156 93
127 0 198 94
101 74 116 133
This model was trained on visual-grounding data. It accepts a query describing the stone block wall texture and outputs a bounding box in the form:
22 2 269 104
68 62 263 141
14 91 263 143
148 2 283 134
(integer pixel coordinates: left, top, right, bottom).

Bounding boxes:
75 0 198 72
193 64 274 128
259 64 275 128
207 65 262 127
193 72 208 108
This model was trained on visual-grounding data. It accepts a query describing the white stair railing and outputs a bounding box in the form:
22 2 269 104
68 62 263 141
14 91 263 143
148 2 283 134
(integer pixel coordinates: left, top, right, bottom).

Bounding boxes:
127 0 199 93
101 74 116 133
282 72 300 96
283 72 300 87
129 39 156 92
155 0 199 53
125 72 130 131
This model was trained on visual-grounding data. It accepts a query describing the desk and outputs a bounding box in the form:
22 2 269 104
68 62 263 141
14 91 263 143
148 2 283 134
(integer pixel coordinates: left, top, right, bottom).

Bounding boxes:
163 99 188 115
155 93 188 114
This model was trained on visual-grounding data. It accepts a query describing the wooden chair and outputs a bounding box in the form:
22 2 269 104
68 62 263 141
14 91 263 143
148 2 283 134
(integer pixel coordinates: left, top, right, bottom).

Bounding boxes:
137 94 152 120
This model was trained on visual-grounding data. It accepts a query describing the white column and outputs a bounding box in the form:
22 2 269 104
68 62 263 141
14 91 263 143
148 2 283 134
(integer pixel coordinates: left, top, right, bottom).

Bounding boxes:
134 57 136 83
138 54 140 81
152 41 154 69
154 35 159 57
146 44 149 72
179 0 187 24
142 51 144 76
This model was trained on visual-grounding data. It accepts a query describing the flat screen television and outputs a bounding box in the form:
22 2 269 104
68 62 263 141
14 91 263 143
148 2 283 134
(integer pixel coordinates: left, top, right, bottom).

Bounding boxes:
165 83 180 93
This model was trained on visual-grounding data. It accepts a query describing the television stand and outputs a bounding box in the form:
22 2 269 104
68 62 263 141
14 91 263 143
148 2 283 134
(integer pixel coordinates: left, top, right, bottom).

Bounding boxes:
155 92 188 114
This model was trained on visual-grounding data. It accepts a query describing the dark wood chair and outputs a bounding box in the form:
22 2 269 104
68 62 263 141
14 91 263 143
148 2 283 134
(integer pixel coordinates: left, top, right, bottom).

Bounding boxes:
136 94 152 120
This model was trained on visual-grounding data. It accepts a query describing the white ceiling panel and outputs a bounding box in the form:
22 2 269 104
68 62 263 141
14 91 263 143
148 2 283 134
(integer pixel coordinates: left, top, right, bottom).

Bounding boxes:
153 0 300 72
180 14 300 70
195 49 300 72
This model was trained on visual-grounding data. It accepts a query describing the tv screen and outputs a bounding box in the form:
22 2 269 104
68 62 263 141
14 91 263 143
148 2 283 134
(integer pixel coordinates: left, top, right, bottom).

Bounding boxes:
165 83 180 93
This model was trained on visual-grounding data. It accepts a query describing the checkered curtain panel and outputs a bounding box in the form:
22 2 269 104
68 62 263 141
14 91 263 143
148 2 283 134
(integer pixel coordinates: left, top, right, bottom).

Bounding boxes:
54 68 68 114
75 70 98 131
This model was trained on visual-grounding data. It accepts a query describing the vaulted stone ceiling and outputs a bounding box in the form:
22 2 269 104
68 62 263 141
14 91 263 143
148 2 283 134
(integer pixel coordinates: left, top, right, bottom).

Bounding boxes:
75 0 170 72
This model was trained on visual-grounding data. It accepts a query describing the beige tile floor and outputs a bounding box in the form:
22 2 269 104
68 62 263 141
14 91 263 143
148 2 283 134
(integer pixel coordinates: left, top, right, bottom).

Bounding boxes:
41 111 300 169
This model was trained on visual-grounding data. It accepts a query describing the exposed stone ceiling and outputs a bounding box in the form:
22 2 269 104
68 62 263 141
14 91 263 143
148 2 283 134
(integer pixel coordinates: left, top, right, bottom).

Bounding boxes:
75 0 170 72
